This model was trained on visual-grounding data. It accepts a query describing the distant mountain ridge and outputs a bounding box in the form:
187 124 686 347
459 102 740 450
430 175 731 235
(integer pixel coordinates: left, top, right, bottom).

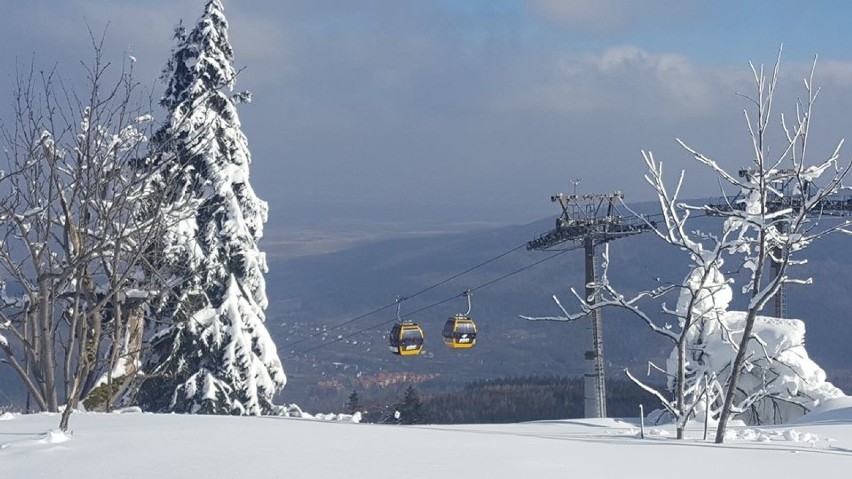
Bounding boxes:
266 201 852 408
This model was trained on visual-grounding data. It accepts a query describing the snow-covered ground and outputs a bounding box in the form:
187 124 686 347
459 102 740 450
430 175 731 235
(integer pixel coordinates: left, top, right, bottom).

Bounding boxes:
3 398 852 478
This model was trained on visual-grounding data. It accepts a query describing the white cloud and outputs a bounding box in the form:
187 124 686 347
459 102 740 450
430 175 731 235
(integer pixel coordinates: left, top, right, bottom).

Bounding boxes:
812 60 852 87
502 45 746 119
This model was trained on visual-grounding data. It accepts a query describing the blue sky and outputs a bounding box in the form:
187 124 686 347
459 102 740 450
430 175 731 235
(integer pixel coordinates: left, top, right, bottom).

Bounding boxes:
2 1 852 234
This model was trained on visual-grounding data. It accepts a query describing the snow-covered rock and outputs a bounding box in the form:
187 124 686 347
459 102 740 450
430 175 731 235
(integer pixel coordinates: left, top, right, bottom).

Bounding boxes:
667 264 844 425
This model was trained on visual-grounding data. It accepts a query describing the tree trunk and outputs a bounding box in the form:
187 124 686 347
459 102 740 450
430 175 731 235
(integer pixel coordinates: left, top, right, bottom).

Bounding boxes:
38 279 58 411
714 307 759 443
675 339 686 439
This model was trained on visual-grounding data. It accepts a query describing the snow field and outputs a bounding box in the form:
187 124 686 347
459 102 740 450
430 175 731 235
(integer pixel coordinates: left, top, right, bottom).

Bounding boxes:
3 404 852 479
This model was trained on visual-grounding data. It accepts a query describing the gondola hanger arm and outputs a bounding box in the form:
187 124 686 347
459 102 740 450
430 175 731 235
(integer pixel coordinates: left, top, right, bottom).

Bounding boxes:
462 290 472 316
395 295 407 322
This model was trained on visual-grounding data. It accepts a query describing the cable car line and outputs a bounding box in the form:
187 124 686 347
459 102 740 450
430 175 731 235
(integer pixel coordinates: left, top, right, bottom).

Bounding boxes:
280 207 664 356
468 248 571 293
282 248 571 359
397 243 528 301
281 208 674 350
283 294 462 359
281 242 528 349
281 302 398 349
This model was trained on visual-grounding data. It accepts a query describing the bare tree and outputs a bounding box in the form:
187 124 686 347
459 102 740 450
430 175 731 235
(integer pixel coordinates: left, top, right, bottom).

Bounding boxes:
695 52 851 443
524 50 851 443
0 36 171 431
524 240 727 440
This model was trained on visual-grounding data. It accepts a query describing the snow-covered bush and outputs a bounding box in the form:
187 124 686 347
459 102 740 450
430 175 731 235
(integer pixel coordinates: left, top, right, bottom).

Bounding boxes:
665 264 844 425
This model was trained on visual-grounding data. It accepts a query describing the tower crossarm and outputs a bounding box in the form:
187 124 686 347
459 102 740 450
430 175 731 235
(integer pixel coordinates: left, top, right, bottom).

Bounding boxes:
704 166 852 216
528 191 655 251
705 193 852 217
704 167 852 320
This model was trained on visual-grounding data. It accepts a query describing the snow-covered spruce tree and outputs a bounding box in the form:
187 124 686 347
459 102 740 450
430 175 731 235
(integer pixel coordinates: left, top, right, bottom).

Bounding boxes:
138 0 285 415
523 52 851 443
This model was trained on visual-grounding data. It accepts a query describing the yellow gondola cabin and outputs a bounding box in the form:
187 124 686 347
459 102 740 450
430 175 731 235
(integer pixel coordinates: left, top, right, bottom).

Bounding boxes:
442 315 477 349
388 322 424 356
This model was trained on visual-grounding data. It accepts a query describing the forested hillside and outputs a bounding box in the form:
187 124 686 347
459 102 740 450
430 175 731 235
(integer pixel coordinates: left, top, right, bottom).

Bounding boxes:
424 376 661 424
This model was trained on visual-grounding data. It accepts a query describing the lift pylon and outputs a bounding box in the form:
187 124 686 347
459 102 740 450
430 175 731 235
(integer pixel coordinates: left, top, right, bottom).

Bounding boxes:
527 191 654 419
707 168 852 319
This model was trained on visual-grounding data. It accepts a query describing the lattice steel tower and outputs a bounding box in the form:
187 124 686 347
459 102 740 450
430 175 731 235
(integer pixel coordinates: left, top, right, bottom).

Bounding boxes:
708 168 852 319
527 192 654 418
